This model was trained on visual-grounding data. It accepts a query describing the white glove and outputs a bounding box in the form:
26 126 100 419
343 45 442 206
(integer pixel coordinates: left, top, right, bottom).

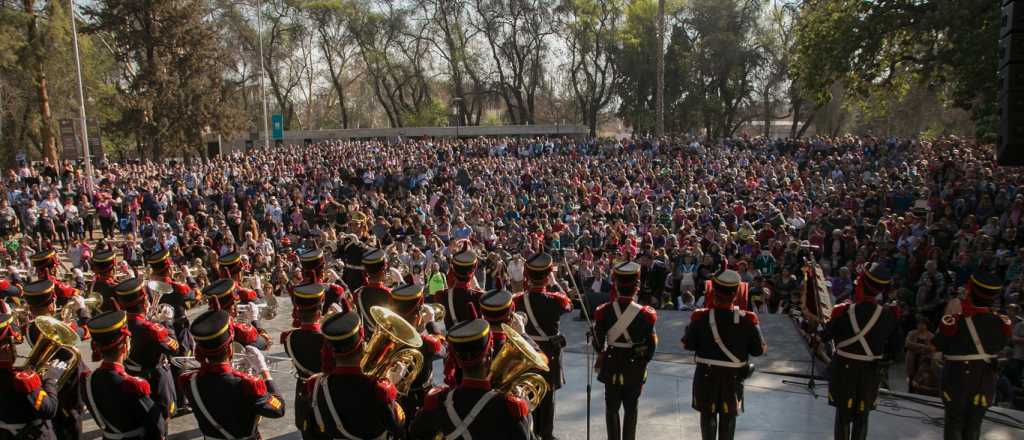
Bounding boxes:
156 303 175 321
420 305 436 324
244 345 269 375
511 312 528 336
72 295 87 310
327 303 344 315
385 363 408 386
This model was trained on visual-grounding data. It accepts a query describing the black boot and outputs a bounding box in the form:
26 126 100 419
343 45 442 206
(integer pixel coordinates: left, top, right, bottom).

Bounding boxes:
700 412 719 440
944 408 964 440
718 414 737 440
834 410 851 440
962 408 986 440
851 412 870 440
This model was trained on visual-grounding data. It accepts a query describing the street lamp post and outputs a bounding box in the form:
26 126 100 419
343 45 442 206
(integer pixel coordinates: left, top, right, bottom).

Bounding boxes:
68 0 94 195
256 0 271 149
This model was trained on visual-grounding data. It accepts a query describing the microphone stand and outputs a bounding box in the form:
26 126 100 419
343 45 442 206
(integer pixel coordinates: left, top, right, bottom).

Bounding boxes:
556 250 594 440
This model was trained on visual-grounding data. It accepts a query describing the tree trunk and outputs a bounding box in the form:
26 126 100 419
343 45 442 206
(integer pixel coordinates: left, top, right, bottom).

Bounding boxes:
655 0 666 137
25 0 57 164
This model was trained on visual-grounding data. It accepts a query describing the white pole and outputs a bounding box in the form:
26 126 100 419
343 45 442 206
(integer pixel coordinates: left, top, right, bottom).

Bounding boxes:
69 0 94 195
256 0 271 149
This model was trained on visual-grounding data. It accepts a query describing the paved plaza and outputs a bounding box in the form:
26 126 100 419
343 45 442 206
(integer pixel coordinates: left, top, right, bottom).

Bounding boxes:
63 299 1021 439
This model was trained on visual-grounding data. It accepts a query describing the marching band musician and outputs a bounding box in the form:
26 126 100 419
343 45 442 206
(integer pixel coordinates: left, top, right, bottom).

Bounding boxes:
113 277 181 421
0 312 61 440
823 263 901 440
179 310 286 439
388 283 446 419
90 250 119 313
341 217 371 292
202 278 272 350
303 310 404 439
512 252 571 440
22 279 88 440
594 261 658 440
682 270 765 440
409 318 532 440
933 271 1012 440
296 247 349 314
81 310 165 440
436 248 482 329
0 279 19 314
217 250 259 305
30 249 79 311
356 248 391 336
282 283 327 439
146 248 197 414
480 288 520 354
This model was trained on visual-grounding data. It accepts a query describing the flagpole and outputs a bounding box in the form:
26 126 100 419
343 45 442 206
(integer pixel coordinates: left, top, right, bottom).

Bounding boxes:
69 0 94 194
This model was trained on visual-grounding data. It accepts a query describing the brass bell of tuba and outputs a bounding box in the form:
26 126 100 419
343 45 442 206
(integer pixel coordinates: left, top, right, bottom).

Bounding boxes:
361 306 424 396
490 323 550 410
18 316 82 389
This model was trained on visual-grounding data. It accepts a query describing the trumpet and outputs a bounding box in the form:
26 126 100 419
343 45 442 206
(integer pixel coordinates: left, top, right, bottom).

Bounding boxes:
419 303 446 324
490 323 550 410
57 291 104 322
17 316 81 389
361 306 424 395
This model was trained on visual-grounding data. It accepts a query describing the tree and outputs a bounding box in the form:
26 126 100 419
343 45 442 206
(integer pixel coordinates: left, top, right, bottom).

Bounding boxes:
470 0 556 125
613 0 659 133
681 0 762 138
655 0 665 137
84 0 245 158
792 0 999 139
557 0 623 136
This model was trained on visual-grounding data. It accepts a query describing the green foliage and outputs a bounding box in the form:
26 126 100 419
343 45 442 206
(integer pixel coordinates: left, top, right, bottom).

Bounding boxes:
401 98 450 127
792 0 999 139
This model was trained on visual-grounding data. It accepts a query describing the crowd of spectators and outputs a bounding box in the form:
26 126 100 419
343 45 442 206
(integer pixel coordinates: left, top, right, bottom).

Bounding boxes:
1 135 1023 407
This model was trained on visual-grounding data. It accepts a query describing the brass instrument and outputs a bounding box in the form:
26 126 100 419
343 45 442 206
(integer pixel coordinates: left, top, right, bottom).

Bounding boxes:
169 351 294 375
145 280 176 322
361 306 424 395
417 303 445 331
17 316 81 389
490 323 550 410
58 291 104 322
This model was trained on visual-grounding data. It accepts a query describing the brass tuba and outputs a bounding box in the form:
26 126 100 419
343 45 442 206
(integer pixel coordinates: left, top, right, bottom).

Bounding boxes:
490 323 550 410
361 306 424 396
18 316 81 389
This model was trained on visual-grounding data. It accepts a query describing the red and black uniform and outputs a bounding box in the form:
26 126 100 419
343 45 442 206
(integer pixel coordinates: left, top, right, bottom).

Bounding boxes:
683 270 765 440
30 249 79 310
341 238 369 293
81 311 165 440
410 319 531 440
180 310 286 439
933 272 1012 440
303 310 403 439
296 247 349 314
282 283 326 439
22 279 89 440
203 278 271 350
594 262 658 440
355 248 391 337
389 283 445 420
0 313 60 440
823 263 901 440
513 252 572 440
90 250 119 313
435 249 482 329
217 250 259 304
114 277 181 420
